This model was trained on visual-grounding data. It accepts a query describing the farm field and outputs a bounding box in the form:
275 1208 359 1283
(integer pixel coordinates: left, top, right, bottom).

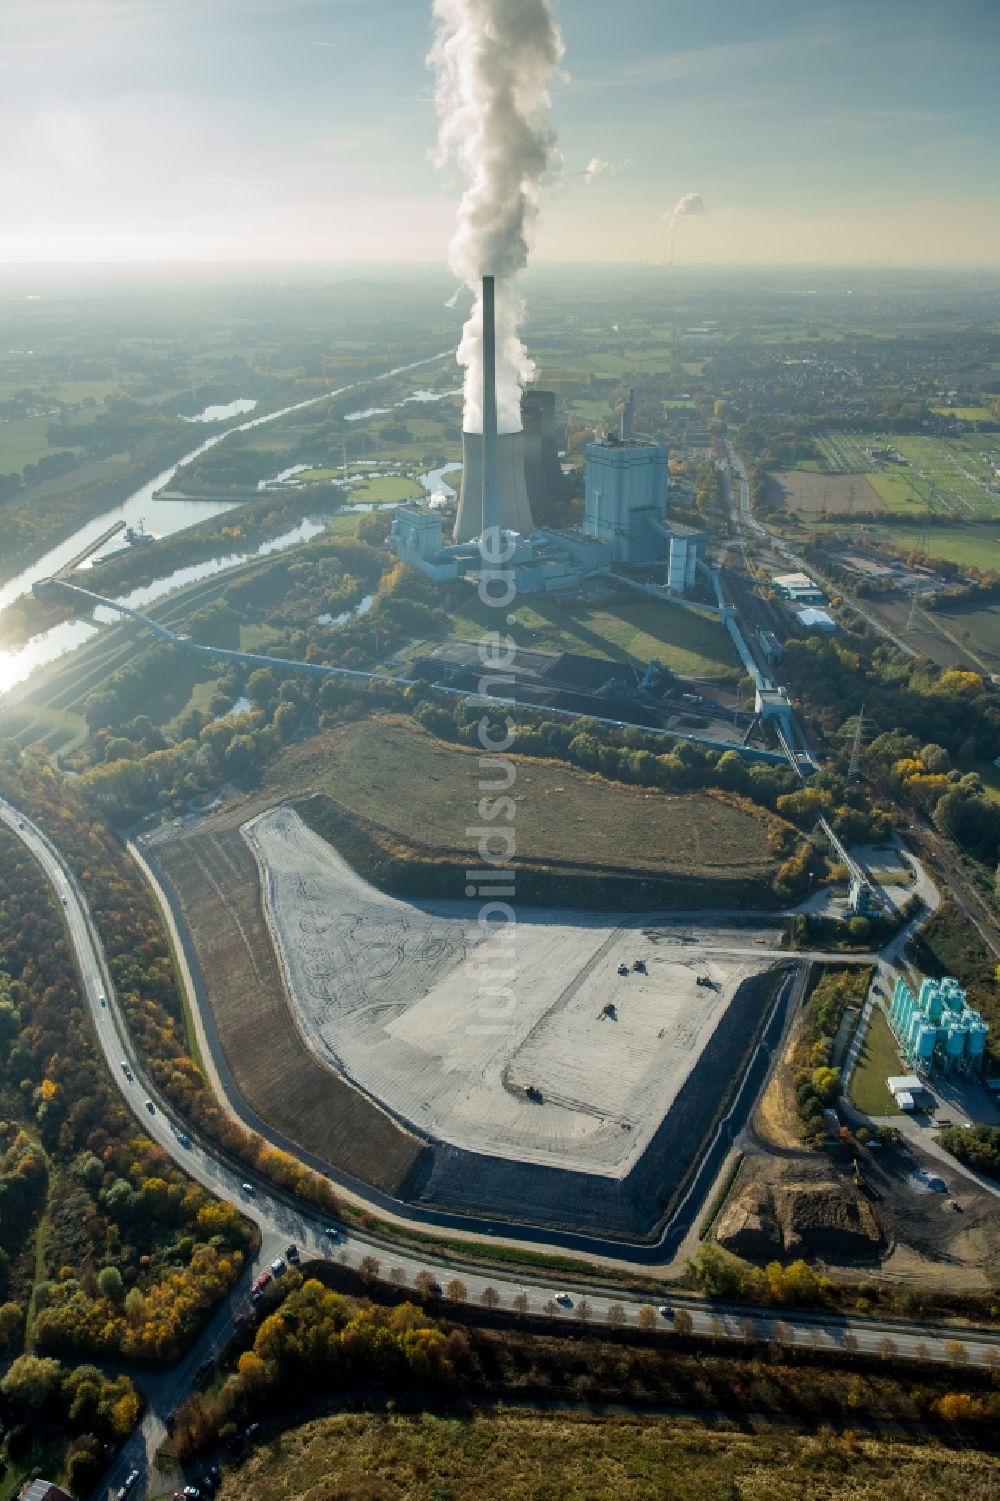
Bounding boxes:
272 717 780 882
927 598 1000 672
768 511 1000 577
810 431 1000 518
0 413 78 471
932 405 996 421
421 592 742 680
865 469 935 514
767 470 884 514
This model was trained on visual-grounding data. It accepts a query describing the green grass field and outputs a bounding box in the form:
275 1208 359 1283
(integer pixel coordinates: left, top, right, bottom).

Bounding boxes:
809 431 1000 519
774 512 1000 576
0 414 79 471
931 406 995 422
865 470 934 514
434 594 741 681
849 1006 903 1118
220 1409 1000 1501
295 466 340 482
348 475 424 503
275 716 780 881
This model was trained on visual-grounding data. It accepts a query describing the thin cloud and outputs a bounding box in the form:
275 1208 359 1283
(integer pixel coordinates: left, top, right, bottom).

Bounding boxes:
582 155 632 184
575 31 838 90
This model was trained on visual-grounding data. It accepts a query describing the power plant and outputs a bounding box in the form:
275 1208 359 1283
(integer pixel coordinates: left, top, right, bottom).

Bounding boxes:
391 274 706 596
521 388 562 517
453 276 534 543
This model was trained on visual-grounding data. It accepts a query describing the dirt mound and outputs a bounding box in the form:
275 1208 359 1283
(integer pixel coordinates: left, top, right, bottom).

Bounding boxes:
716 1179 884 1263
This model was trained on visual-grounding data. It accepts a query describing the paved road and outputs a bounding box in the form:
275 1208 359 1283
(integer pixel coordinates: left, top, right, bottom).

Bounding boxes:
4 799 1000 1500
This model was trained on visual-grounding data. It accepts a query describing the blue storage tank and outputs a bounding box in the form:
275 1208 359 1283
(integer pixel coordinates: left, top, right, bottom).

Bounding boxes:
946 1024 967 1059
967 1022 988 1060
916 1024 937 1062
940 977 966 1014
906 1011 926 1054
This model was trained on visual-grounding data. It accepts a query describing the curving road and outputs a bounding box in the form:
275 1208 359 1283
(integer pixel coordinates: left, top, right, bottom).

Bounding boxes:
2 799 1000 1499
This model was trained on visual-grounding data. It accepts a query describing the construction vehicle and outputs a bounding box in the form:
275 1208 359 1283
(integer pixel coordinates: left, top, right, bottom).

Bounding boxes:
617 963 629 977
524 1083 542 1102
632 959 647 974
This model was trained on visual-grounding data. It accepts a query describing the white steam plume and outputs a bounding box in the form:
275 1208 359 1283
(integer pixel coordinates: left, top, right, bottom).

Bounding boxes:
664 191 704 264
429 0 564 434
582 155 632 184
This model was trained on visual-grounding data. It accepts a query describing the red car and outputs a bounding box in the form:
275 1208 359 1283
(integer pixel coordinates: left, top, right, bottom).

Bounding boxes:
250 1271 272 1297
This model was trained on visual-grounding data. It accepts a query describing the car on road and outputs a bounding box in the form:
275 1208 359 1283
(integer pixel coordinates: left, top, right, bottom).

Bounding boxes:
554 1292 573 1308
175 1131 192 1149
251 1271 272 1297
98 992 107 1006
194 1355 214 1382
241 1181 255 1196
286 1243 300 1262
233 1311 246 1326
245 1422 261 1443
61 895 68 906
17 821 24 830
323 1225 339 1239
270 1256 286 1276
658 1304 675 1320
118 1468 141 1500
120 1061 133 1081
144 1098 155 1114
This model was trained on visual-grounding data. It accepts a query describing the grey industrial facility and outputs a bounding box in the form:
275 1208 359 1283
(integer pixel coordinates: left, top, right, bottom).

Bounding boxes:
391 274 706 597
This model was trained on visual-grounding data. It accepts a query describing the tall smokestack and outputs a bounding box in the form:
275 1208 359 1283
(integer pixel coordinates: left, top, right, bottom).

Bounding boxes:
482 275 498 538
620 388 635 441
454 273 533 544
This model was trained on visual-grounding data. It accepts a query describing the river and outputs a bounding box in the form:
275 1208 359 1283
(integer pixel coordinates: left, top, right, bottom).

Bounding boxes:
0 458 461 699
0 349 451 616
0 352 454 698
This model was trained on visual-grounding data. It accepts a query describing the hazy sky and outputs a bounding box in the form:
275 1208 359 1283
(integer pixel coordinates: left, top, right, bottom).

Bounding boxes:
3 0 998 266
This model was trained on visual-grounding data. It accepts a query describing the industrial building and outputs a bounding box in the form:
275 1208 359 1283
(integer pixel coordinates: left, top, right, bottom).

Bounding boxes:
792 605 837 633
888 976 988 1078
392 280 707 599
521 388 562 516
772 571 825 604
886 1074 927 1112
583 434 669 563
390 505 612 594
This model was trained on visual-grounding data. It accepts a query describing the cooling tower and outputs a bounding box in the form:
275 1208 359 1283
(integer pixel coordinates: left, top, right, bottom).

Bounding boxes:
456 430 534 542
453 276 534 544
520 389 562 515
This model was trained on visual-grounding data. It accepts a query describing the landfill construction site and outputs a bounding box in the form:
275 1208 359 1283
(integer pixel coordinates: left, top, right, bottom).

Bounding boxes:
236 803 785 1235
